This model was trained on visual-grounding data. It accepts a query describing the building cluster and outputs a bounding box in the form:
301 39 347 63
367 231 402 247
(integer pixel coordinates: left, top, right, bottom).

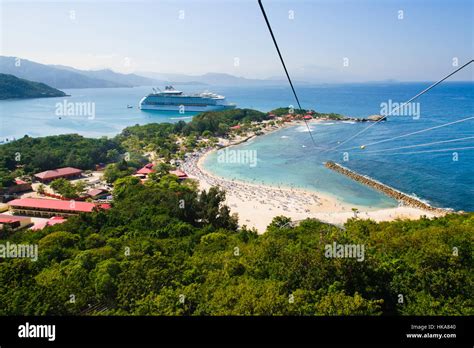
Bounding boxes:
134 163 189 181
1 166 111 232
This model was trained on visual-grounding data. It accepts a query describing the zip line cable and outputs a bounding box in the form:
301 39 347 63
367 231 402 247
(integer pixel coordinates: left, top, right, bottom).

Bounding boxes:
340 116 474 151
365 146 474 156
325 59 474 153
359 136 474 154
258 0 318 149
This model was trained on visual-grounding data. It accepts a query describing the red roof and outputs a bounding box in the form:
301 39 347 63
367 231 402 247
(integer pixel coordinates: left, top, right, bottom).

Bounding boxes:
0 217 17 224
50 216 65 221
15 179 28 185
136 164 155 175
8 198 110 213
87 188 106 197
0 214 28 224
230 125 241 130
34 167 82 180
169 170 188 178
303 115 312 120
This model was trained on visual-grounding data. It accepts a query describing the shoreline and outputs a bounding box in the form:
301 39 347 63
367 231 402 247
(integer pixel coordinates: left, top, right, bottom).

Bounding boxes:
180 128 445 232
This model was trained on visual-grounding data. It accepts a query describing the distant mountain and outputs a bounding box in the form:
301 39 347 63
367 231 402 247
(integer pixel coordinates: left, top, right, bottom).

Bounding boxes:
0 56 164 89
0 56 306 89
0 56 128 89
50 65 161 87
0 73 67 100
137 71 304 86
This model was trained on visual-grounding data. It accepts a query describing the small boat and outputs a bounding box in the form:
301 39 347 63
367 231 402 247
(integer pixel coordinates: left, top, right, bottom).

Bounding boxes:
127 105 133 109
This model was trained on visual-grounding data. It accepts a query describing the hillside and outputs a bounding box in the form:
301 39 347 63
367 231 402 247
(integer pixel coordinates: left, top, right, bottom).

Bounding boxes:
0 73 67 100
0 56 161 89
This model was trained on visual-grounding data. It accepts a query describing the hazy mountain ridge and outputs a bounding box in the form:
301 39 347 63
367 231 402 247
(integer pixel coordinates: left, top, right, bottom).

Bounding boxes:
0 57 129 89
0 56 307 89
137 71 307 86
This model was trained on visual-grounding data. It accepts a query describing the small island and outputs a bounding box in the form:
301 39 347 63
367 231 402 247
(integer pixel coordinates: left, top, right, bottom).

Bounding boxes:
0 73 67 100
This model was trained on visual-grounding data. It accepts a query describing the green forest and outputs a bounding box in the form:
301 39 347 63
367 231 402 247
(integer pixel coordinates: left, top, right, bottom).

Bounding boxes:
0 174 472 315
0 73 67 100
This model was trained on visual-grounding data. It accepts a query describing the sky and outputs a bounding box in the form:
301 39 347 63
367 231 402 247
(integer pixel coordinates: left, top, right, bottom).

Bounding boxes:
0 0 472 82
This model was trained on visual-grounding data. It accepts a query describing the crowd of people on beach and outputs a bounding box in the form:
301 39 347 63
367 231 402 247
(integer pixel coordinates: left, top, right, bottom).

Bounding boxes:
180 149 322 216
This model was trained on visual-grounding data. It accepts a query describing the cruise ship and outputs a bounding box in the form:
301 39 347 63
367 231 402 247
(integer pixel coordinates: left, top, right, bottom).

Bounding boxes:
139 86 236 112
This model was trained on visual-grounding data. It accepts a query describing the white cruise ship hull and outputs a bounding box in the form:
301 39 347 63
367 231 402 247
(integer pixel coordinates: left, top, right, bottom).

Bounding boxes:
139 103 236 112
138 89 236 112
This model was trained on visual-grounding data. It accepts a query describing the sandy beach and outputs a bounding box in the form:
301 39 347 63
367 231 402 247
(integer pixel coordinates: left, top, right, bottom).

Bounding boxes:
180 135 445 233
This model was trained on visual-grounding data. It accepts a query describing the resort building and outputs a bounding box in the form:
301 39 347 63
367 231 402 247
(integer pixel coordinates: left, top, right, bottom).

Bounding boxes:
31 216 66 230
136 163 155 176
169 169 188 180
0 179 33 202
34 167 83 183
86 188 110 200
8 198 110 218
0 214 32 231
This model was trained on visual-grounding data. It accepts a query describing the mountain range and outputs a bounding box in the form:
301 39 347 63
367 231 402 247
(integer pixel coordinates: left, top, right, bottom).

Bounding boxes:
0 56 303 89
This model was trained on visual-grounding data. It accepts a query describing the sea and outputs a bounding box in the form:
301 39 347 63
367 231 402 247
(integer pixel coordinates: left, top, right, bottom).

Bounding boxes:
0 82 472 211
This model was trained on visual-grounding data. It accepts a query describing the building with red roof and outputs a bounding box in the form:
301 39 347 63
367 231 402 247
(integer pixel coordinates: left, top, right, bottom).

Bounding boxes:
34 167 83 183
303 115 313 120
136 163 155 175
230 125 241 130
1 179 32 196
8 198 110 218
86 188 109 199
0 214 32 230
31 216 66 230
169 169 188 180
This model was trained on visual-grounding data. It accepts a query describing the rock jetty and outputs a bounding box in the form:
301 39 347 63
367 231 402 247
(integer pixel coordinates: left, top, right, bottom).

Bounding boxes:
324 161 447 213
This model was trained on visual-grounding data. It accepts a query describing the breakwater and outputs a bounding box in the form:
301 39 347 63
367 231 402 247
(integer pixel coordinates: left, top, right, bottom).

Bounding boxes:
324 161 447 213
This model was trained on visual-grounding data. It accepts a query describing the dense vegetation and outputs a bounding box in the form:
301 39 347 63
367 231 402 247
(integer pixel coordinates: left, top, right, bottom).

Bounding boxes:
0 134 123 174
182 108 268 136
0 173 472 316
50 178 86 199
269 107 347 120
0 134 125 188
0 73 67 100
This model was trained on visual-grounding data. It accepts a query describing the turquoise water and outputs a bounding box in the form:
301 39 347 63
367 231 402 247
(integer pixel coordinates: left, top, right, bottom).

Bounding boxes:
203 83 473 211
0 86 196 139
0 82 472 210
204 128 399 209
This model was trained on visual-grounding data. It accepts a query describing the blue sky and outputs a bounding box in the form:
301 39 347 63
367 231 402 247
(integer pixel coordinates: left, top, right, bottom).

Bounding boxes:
0 0 472 82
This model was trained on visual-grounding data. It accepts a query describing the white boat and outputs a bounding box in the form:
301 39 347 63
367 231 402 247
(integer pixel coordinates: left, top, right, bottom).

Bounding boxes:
139 86 236 112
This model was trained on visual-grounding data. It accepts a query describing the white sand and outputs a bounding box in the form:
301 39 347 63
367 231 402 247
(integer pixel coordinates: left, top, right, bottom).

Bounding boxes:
180 148 444 234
